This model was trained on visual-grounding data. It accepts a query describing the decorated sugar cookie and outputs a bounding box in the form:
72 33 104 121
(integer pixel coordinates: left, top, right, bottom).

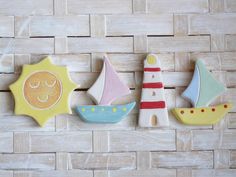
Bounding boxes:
138 54 169 127
75 55 136 123
172 59 233 125
10 56 78 126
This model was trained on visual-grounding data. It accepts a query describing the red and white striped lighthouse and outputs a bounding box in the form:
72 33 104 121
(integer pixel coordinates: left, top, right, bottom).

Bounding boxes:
139 54 169 127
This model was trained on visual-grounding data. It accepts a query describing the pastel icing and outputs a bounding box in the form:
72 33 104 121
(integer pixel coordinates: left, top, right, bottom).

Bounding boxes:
172 103 233 125
76 102 136 123
76 55 135 123
138 54 169 127
88 56 130 105
9 57 78 126
182 59 226 108
182 66 200 107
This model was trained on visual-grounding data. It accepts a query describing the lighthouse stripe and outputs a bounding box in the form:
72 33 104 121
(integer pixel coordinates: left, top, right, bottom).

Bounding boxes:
144 68 161 72
140 101 166 109
143 82 163 88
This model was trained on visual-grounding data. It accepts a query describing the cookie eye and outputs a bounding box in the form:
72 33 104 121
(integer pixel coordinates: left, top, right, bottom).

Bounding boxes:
45 80 56 88
29 81 40 88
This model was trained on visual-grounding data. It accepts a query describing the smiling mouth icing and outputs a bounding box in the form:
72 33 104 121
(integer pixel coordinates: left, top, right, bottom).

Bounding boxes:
37 95 49 102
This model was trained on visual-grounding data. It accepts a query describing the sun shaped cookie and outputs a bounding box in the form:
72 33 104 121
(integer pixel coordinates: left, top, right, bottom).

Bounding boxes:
10 56 78 126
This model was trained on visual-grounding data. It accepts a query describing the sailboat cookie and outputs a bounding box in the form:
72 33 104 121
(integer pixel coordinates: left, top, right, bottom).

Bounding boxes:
138 54 169 127
172 59 233 125
10 56 78 126
75 55 136 123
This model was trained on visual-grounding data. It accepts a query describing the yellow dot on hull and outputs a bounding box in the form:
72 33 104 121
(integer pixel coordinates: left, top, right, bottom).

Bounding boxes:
112 108 117 112
91 108 95 112
147 55 156 65
82 108 86 112
122 107 127 112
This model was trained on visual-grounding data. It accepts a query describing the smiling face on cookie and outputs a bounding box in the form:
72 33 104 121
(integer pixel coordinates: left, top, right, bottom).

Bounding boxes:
23 71 62 109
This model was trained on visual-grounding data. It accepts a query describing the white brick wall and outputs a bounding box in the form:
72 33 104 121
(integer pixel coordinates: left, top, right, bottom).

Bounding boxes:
0 0 236 176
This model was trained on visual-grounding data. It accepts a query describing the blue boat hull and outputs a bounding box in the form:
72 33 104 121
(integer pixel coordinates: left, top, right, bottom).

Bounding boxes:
75 102 136 123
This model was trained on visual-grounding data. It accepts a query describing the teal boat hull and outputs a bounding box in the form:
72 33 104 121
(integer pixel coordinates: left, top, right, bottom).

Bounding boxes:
75 102 136 123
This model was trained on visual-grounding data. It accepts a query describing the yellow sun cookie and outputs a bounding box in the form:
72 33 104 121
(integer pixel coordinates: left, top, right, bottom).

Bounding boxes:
10 56 78 126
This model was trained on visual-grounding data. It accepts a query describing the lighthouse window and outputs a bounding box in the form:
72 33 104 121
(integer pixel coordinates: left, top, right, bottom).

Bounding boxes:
152 91 156 96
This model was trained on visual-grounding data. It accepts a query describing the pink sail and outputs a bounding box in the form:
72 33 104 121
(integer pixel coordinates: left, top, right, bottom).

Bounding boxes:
87 56 131 105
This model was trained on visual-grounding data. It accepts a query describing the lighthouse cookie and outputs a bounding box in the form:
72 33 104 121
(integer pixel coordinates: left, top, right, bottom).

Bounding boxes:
139 54 169 127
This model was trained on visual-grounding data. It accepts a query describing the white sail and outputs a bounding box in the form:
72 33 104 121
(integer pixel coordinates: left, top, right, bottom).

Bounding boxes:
87 61 106 104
